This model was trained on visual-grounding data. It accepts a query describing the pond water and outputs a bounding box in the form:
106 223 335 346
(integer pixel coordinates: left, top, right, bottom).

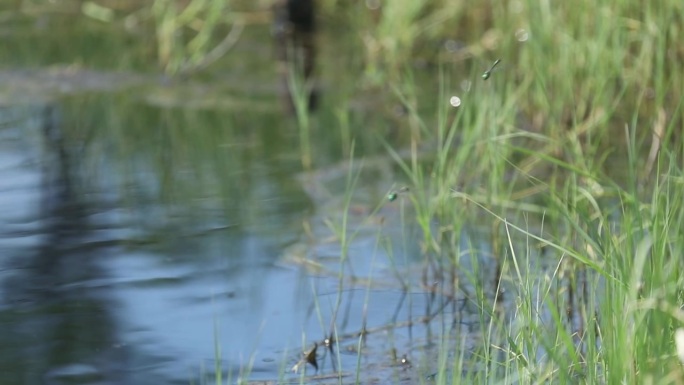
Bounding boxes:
0 6 504 385
0 93 492 384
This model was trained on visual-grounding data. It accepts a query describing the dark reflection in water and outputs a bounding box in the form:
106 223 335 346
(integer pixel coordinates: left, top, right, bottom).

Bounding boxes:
0 105 127 384
0 99 322 384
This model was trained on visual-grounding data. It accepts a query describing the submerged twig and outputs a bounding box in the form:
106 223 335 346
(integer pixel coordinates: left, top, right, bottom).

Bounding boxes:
291 342 318 373
312 293 469 349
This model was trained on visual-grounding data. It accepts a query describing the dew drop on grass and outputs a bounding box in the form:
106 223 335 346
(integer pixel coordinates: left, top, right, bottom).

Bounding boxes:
516 29 529 42
675 329 684 364
444 39 463 53
449 96 461 107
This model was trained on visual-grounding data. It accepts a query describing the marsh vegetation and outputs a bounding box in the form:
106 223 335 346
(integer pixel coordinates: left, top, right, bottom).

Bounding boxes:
0 0 683 384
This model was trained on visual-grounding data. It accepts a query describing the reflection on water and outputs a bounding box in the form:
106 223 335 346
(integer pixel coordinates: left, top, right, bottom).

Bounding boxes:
0 104 125 384
1 95 476 384
0 99 315 383
0 89 503 383
0 6 496 383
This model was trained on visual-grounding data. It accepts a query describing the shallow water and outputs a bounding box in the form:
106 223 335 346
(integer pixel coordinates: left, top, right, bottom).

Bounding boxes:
0 6 499 384
0 91 487 384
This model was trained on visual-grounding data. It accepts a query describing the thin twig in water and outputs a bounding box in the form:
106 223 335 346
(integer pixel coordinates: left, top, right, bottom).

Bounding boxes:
314 294 470 349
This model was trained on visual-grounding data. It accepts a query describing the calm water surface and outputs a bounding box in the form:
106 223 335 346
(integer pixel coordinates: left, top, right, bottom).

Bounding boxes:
0 94 479 384
0 9 495 384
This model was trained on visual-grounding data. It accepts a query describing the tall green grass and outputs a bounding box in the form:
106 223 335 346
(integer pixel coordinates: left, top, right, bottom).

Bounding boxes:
313 0 684 383
151 0 242 74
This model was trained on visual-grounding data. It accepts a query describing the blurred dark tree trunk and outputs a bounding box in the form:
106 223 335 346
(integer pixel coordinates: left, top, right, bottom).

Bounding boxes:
273 0 318 113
